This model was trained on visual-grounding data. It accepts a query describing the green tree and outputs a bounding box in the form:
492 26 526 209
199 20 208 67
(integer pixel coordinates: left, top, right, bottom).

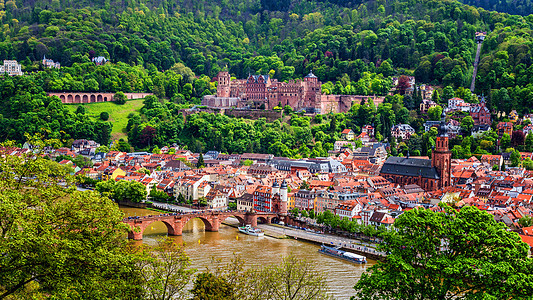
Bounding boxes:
427 105 443 121
441 86 455 102
291 207 300 218
138 238 196 300
460 116 474 134
197 153 205 168
241 159 253 166
519 215 533 227
149 189 171 202
177 193 186 204
511 149 521 167
95 179 116 199
329 115 338 133
258 255 331 300
100 111 110 121
431 90 441 104
0 142 142 299
501 133 511 151
524 157 533 170
96 145 110 153
76 105 85 115
354 206 533 300
300 181 310 190
197 254 331 300
114 91 127 104
114 180 147 203
198 197 208 207
525 133 533 152
191 273 234 300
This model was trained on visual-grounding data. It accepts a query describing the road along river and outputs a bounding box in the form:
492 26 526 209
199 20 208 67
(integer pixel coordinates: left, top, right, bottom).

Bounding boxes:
121 206 376 299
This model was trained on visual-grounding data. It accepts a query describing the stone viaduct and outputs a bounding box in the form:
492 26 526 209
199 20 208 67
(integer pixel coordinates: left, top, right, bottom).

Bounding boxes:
123 211 281 240
48 92 153 104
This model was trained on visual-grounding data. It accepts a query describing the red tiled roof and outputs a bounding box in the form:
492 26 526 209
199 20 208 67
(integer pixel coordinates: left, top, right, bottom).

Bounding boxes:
519 235 533 248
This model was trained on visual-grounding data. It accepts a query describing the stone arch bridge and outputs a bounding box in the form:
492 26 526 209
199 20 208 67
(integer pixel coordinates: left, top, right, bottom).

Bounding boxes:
48 92 153 104
123 211 281 240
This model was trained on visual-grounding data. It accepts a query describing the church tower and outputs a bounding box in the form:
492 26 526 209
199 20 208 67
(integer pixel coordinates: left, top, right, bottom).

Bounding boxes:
432 111 452 188
216 71 231 97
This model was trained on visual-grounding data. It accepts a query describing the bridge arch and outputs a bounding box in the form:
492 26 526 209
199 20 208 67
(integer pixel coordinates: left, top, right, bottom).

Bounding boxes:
217 214 246 226
181 215 217 232
82 95 89 103
97 95 103 102
74 95 81 102
257 216 269 224
140 219 180 237
67 94 73 103
90 95 96 102
60 95 65 102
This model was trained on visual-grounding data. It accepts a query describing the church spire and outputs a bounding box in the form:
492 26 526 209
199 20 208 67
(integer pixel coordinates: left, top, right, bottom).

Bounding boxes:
438 110 447 137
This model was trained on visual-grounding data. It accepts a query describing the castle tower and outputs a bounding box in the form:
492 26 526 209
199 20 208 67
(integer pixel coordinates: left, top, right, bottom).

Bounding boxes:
303 71 321 111
280 179 288 215
304 71 318 85
432 111 452 188
216 71 231 97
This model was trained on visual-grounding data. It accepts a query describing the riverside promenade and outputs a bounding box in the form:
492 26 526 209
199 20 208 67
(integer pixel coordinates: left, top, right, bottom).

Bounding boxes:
258 224 386 261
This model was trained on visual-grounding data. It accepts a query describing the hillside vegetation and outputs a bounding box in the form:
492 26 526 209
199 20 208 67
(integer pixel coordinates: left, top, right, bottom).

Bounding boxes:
458 0 533 16
64 99 145 140
3 0 533 153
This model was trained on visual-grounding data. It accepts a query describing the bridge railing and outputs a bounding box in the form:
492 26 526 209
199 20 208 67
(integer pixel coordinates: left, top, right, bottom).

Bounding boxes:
122 210 257 222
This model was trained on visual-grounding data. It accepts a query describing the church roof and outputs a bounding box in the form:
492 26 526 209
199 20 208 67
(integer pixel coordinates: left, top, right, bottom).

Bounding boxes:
380 156 439 179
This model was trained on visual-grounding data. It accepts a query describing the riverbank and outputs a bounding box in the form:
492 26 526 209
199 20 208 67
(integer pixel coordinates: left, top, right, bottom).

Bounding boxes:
258 224 386 261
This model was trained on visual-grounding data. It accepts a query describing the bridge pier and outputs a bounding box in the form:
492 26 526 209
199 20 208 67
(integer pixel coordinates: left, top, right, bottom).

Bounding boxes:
244 212 257 227
206 216 220 231
172 220 183 236
128 227 144 240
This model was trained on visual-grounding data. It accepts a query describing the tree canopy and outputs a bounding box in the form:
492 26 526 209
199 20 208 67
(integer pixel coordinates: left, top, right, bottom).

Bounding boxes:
0 139 142 299
353 205 533 300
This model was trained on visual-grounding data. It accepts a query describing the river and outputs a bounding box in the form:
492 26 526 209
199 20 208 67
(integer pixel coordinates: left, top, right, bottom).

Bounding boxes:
121 206 376 299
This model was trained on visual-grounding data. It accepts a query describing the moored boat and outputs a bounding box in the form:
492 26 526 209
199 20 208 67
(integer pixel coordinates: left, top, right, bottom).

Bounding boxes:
238 224 264 237
318 245 367 264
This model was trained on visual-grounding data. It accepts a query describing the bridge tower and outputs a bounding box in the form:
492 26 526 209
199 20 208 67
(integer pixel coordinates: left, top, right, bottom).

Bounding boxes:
280 179 288 215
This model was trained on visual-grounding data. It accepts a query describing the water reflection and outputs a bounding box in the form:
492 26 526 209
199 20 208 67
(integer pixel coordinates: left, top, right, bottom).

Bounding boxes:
121 206 374 299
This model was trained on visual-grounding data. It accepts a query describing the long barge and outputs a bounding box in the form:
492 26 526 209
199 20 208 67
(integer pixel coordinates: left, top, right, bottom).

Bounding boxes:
318 245 367 264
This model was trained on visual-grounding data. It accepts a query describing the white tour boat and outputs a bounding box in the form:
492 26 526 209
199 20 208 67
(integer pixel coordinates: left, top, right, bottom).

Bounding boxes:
238 224 264 237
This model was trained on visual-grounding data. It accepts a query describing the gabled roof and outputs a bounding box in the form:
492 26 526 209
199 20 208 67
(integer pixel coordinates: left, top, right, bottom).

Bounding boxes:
341 129 353 134
380 157 439 179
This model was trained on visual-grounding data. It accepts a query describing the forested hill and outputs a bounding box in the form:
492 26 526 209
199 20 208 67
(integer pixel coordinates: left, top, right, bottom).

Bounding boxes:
0 0 524 93
458 0 533 16
3 0 533 157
